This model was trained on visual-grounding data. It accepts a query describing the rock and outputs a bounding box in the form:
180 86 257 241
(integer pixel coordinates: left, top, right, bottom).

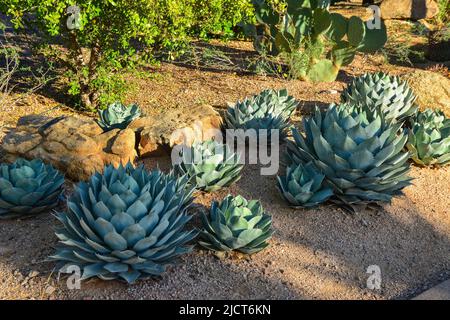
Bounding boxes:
402 70 450 117
381 0 439 20
129 105 222 157
1 116 137 181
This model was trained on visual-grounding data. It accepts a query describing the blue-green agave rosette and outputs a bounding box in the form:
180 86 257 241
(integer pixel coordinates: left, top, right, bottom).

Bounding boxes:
174 140 243 192
341 72 418 123
407 109 450 166
225 89 298 140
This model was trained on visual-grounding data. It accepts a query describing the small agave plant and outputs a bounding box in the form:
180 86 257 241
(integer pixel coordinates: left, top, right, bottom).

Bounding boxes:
199 195 273 254
225 89 298 140
277 162 334 208
97 101 141 131
174 140 243 192
287 104 412 206
407 109 450 166
50 163 197 284
0 158 64 219
341 72 418 123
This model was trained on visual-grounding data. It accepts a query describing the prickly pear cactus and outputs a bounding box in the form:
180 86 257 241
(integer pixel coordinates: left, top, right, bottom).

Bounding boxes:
250 0 387 82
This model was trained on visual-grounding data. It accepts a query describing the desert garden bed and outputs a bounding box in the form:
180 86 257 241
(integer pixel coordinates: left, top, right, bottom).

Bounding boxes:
1 1 450 301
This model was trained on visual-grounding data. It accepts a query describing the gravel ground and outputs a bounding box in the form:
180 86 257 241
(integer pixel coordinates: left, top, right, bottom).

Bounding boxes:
0 11 449 299
0 155 449 300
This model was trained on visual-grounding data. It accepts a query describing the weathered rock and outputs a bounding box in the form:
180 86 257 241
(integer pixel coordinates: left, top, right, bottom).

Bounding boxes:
402 70 450 117
1 116 137 181
129 105 222 157
381 0 439 20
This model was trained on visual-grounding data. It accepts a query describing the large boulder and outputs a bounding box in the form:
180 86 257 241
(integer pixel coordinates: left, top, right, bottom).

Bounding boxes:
381 0 439 20
1 115 137 181
129 104 223 157
402 70 450 117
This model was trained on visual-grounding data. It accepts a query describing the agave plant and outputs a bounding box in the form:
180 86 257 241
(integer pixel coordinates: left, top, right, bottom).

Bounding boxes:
277 162 334 208
0 158 64 219
174 140 243 192
97 102 141 131
225 89 298 139
287 104 412 205
199 195 273 254
50 163 197 284
341 72 418 123
407 109 450 166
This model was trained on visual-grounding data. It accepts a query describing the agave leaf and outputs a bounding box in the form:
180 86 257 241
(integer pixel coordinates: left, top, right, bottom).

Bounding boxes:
110 212 135 233
133 236 158 252
104 262 129 273
348 149 375 170
19 191 45 206
239 242 269 254
111 250 136 260
73 250 100 263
